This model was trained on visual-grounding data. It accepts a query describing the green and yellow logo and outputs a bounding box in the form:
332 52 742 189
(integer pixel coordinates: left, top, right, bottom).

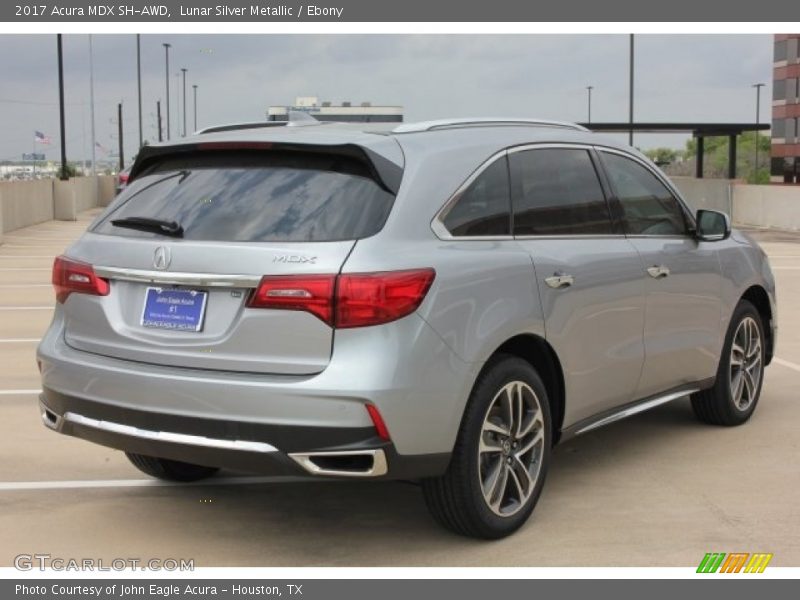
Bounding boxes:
697 552 773 573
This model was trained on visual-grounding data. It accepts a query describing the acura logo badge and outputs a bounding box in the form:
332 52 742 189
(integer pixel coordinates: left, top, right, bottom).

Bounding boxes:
153 246 172 270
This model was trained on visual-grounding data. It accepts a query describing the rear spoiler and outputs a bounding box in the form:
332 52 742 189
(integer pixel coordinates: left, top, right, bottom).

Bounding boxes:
129 141 403 195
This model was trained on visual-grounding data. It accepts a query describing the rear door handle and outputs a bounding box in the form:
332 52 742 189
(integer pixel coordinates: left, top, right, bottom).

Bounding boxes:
544 273 574 289
647 265 670 279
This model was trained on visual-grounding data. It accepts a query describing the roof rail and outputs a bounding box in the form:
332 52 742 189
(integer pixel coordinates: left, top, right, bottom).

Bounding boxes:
392 118 589 134
196 111 323 135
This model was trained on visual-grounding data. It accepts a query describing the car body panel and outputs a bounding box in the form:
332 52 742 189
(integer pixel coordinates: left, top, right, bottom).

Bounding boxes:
518 237 647 425
627 236 724 398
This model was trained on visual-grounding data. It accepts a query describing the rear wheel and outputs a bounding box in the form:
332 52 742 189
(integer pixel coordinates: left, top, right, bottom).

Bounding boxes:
125 452 219 482
691 300 765 426
422 355 551 539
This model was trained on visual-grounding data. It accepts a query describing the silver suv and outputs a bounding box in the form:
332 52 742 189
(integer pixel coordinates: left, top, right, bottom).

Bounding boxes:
37 118 776 538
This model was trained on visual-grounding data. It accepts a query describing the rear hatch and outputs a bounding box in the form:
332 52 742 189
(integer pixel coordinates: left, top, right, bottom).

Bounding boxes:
59 145 400 375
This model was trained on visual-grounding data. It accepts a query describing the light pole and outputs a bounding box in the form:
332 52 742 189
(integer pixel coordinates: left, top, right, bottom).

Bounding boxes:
136 34 142 148
193 84 198 132
174 73 181 137
89 35 97 175
162 43 171 140
181 68 188 136
57 34 68 180
753 83 765 181
628 34 634 146
586 85 593 124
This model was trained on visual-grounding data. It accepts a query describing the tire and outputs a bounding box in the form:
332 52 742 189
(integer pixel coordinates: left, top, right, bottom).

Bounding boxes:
422 355 552 539
691 299 766 426
125 452 219 482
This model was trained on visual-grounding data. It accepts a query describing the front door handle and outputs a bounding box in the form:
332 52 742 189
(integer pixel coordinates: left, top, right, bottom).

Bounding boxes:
544 273 574 289
647 265 670 279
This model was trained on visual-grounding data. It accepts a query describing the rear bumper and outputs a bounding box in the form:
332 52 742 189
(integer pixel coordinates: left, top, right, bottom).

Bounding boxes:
37 308 475 478
39 390 449 480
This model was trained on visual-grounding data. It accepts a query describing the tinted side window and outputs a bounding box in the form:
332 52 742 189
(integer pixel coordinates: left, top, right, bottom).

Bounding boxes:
510 148 612 236
601 152 688 236
443 155 511 237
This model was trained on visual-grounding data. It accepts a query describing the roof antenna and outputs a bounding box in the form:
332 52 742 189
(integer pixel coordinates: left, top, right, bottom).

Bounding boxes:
287 111 322 127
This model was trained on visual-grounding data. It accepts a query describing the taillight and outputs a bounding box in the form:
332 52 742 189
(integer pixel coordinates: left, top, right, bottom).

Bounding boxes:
247 275 337 325
336 269 436 328
52 256 110 304
118 172 129 185
247 269 435 328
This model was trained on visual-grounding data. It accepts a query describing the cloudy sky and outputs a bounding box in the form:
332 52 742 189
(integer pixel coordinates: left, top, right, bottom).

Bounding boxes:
0 34 772 165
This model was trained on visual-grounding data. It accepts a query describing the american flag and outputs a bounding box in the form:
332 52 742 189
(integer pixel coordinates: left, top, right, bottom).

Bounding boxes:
34 130 51 145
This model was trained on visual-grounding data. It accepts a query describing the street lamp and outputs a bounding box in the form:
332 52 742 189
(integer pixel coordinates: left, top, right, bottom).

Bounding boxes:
753 83 765 182
136 34 142 148
628 34 635 146
162 43 171 140
181 68 188 137
193 84 198 132
586 86 594 124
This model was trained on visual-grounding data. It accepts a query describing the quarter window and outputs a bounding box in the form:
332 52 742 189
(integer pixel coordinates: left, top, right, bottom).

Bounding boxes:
442 155 511 237
510 148 613 236
601 152 688 236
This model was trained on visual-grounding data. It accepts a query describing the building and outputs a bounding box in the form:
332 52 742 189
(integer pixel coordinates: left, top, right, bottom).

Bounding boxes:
772 34 800 183
267 96 403 123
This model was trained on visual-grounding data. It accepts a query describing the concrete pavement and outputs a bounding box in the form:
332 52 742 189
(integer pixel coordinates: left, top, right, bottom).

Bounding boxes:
0 211 798 567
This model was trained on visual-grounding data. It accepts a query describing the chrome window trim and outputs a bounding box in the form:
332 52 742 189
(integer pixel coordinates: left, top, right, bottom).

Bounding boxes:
506 142 596 154
93 266 262 288
513 234 626 241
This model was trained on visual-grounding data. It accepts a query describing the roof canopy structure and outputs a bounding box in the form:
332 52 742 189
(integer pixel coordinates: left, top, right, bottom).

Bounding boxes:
579 122 770 179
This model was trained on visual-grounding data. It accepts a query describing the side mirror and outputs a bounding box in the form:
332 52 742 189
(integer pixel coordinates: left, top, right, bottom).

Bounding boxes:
695 209 731 242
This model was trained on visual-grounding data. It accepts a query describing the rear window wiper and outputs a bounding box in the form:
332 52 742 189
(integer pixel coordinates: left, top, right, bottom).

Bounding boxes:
110 216 184 238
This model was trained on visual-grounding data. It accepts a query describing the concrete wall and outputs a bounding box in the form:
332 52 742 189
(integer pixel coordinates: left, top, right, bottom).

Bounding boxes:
97 176 117 207
0 175 115 242
733 184 800 232
53 176 114 220
0 176 115 240
671 177 800 231
672 176 732 215
0 179 55 234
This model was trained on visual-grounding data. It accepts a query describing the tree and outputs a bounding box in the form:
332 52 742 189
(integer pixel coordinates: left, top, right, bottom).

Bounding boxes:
644 147 679 166
683 132 770 183
57 162 79 179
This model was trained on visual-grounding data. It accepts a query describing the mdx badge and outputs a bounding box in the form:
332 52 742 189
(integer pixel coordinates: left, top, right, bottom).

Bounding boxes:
273 255 317 264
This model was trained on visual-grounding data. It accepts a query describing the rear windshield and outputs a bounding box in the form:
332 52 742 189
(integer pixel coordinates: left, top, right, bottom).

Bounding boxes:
93 151 396 242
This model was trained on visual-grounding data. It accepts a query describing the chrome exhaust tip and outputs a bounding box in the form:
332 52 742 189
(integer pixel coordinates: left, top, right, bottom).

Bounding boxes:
39 400 62 431
289 449 388 477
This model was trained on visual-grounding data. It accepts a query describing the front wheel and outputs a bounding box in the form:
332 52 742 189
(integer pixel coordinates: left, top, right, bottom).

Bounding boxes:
691 299 766 426
422 355 552 539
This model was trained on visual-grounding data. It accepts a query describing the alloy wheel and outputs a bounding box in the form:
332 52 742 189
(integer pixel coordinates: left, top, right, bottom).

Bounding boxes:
729 316 763 411
477 381 546 517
